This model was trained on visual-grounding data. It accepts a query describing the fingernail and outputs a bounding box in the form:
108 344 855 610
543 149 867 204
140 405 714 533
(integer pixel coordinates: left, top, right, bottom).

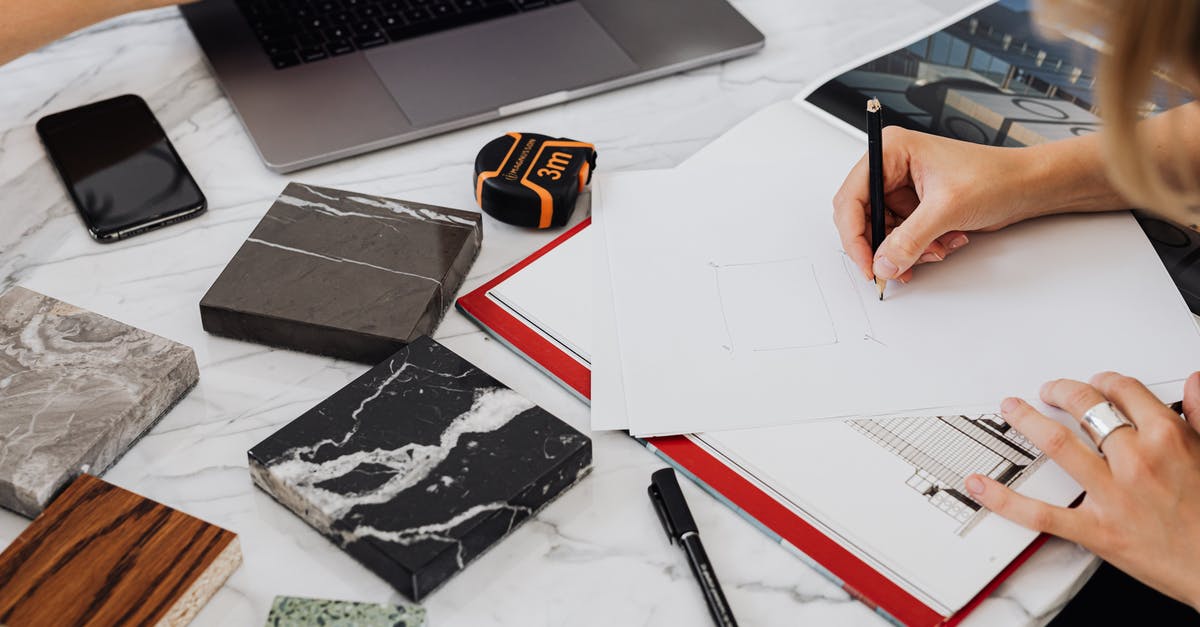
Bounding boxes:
948 234 970 250
1001 397 1021 414
873 256 899 279
918 252 943 263
965 475 985 496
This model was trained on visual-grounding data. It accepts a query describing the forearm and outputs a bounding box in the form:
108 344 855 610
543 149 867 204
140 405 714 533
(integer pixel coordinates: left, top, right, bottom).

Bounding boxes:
1019 103 1200 218
0 0 183 66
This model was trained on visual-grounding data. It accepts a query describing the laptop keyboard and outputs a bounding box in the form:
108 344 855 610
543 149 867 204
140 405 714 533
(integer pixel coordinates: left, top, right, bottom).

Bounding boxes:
236 0 575 69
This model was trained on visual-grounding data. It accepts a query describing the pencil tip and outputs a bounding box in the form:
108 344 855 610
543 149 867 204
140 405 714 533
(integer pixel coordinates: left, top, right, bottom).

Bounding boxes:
875 278 886 300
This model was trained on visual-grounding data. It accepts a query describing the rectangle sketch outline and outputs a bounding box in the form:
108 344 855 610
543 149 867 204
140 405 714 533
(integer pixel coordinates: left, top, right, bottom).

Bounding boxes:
711 258 839 354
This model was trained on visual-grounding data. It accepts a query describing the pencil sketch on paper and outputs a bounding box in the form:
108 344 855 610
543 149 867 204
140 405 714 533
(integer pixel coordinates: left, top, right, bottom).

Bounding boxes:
841 253 887 347
847 414 1045 536
711 258 838 354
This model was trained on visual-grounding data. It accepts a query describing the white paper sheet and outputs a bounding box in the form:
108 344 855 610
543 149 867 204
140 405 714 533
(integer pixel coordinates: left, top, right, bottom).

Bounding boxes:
600 102 1200 436
594 179 1175 612
490 229 593 366
693 413 1080 615
591 184 639 430
559 172 1181 611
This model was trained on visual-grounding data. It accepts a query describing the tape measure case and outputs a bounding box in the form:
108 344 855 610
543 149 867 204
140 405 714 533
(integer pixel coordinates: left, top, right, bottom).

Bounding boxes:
474 132 596 229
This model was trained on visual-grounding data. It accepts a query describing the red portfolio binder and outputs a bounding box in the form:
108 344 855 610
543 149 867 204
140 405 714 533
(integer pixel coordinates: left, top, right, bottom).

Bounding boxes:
456 219 1049 626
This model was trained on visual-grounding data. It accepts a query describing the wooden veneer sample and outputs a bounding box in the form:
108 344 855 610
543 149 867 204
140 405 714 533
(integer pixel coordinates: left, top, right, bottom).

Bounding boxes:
0 474 241 627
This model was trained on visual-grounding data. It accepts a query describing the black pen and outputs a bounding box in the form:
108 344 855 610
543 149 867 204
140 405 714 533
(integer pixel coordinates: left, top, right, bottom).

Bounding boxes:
867 97 886 300
648 468 738 627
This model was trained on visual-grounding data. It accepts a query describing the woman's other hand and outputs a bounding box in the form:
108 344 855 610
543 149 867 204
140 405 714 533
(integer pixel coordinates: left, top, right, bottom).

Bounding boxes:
966 372 1200 610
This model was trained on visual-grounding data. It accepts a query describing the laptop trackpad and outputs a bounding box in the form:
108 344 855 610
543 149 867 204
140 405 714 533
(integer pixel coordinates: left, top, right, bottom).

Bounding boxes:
365 4 638 127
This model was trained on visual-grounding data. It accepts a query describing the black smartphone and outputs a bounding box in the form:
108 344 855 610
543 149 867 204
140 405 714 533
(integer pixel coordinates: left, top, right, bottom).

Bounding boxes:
36 94 206 242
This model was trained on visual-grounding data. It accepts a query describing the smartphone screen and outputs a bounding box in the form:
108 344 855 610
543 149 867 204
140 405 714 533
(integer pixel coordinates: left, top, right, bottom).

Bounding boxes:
37 94 206 242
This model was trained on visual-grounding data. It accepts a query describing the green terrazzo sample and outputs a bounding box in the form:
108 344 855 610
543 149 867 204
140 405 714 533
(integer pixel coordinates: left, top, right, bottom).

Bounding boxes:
264 596 426 627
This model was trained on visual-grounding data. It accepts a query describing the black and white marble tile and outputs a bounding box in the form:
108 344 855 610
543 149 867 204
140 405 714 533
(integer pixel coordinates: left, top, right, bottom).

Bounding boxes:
200 183 482 363
0 286 198 517
249 336 592 600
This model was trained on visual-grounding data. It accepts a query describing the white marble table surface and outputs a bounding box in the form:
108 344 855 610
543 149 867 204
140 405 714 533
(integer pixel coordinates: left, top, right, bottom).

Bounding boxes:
0 1 1100 625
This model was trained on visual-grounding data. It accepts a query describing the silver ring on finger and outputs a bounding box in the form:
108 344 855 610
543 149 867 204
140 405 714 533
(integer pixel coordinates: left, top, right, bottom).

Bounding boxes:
1080 401 1135 451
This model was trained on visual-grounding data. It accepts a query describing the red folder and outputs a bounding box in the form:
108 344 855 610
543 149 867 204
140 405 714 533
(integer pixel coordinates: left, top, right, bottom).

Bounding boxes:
456 219 1049 626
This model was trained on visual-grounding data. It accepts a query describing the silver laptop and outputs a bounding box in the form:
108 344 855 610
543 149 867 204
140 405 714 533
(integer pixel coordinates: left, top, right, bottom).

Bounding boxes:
181 0 764 173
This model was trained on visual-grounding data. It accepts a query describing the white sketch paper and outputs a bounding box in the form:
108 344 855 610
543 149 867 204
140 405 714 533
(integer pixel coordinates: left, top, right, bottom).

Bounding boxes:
598 102 1200 436
693 412 1079 615
490 228 593 366
591 197 636 430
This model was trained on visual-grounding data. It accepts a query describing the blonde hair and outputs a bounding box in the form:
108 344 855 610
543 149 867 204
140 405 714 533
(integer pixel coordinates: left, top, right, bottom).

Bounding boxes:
1038 0 1200 215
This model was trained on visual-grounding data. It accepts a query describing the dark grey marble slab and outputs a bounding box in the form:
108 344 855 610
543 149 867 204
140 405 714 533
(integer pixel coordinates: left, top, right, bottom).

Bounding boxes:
249 336 591 601
200 183 482 363
0 286 198 517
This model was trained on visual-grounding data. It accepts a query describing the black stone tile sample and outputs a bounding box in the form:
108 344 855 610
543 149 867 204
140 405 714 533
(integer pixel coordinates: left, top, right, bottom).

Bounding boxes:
248 336 592 601
200 183 482 363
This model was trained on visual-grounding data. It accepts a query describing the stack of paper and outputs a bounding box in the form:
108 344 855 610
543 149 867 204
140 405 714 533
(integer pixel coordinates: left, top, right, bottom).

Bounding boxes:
591 98 1200 437
582 94 1200 615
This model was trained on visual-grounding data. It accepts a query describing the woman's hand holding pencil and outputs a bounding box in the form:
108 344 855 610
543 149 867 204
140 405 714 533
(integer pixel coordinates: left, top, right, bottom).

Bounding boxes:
832 124 1042 286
